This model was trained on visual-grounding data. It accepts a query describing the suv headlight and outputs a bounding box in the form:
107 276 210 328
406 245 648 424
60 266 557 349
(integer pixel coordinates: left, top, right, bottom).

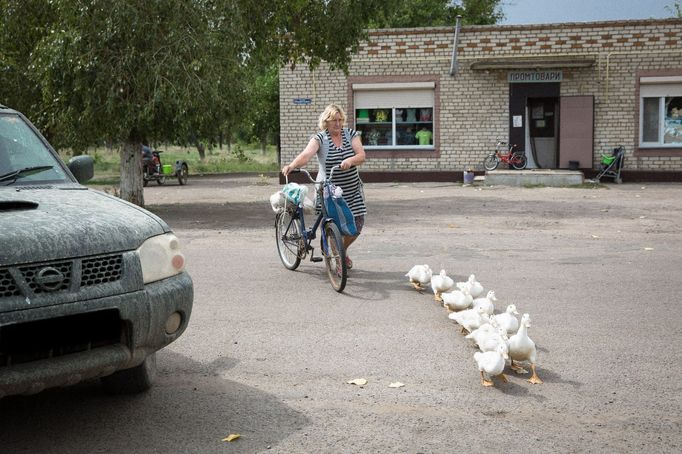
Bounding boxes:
137 233 186 284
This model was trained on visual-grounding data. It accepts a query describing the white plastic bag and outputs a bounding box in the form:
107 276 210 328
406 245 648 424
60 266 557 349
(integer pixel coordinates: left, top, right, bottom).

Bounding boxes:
269 191 286 213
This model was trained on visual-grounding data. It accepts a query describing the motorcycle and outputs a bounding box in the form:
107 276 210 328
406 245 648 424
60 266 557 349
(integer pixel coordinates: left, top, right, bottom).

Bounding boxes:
142 149 189 186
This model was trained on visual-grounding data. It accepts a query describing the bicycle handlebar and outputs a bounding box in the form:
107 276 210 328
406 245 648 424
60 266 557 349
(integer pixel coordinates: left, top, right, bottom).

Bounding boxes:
286 165 340 184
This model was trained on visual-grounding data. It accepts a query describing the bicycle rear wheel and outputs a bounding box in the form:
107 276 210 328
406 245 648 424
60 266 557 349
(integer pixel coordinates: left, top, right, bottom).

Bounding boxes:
276 210 303 270
483 154 499 171
511 152 527 170
321 221 346 292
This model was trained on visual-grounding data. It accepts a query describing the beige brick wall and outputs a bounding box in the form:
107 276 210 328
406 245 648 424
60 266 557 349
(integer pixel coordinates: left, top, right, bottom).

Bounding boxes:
280 18 682 174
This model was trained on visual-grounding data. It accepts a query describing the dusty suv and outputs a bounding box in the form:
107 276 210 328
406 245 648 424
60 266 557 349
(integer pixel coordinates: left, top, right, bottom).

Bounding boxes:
0 105 193 397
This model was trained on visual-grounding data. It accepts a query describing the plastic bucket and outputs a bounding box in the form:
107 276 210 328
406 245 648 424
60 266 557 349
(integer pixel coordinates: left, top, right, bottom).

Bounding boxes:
162 164 173 175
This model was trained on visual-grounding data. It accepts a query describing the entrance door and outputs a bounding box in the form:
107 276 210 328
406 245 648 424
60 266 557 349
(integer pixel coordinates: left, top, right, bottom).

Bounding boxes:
528 97 559 168
509 83 560 167
558 96 594 169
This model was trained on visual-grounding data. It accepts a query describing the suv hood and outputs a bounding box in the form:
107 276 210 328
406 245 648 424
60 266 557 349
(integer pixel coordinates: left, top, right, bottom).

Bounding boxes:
0 187 169 266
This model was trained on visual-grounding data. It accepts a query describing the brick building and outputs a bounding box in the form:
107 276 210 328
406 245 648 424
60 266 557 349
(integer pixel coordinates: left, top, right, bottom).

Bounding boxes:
279 18 682 181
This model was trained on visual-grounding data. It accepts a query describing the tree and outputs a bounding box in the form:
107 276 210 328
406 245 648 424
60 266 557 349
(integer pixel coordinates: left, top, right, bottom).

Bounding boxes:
28 0 245 206
667 1 682 17
0 1 57 135
368 0 504 28
243 64 279 154
2 1 397 206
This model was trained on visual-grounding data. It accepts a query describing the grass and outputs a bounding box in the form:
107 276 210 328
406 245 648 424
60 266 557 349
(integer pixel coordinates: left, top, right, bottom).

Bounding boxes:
59 143 279 183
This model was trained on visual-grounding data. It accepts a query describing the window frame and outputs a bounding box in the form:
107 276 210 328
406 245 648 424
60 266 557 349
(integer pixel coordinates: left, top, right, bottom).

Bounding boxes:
347 76 440 158
636 71 682 156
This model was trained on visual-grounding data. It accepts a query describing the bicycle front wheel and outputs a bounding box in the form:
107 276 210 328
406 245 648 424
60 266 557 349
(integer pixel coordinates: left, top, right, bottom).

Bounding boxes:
321 221 346 292
511 152 527 170
276 210 303 270
483 154 499 171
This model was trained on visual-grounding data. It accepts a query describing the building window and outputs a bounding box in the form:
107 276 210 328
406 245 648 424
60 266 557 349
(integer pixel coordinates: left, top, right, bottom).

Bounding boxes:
640 79 682 147
352 82 435 150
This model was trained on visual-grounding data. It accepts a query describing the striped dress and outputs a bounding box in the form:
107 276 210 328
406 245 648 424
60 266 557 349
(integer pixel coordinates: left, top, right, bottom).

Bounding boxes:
315 128 367 217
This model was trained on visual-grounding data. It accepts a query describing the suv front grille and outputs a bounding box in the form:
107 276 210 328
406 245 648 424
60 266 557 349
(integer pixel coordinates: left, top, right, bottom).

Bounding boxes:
0 309 123 366
0 253 124 298
81 254 123 287
20 260 72 294
0 269 20 297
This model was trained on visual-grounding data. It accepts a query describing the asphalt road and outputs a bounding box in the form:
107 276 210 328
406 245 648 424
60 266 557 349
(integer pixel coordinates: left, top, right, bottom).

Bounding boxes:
1 175 681 453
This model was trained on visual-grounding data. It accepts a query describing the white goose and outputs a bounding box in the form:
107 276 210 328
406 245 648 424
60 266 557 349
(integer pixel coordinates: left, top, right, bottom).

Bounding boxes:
493 304 520 335
457 274 484 299
448 306 489 334
472 290 497 316
441 288 473 312
474 342 509 387
405 264 433 291
430 269 455 303
466 319 509 353
508 313 543 384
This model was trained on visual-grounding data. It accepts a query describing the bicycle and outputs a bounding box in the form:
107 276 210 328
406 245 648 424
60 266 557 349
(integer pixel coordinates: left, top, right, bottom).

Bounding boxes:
275 165 348 292
483 141 527 171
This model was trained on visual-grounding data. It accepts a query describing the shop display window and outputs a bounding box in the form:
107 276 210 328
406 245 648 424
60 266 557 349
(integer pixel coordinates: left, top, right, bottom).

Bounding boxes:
355 107 433 148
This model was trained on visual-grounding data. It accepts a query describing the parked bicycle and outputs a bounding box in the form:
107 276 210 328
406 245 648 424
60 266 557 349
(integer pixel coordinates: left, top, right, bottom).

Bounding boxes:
275 165 348 292
483 141 527 170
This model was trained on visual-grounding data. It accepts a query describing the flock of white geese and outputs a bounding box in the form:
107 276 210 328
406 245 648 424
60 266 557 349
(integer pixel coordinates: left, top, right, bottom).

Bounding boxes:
406 265 543 388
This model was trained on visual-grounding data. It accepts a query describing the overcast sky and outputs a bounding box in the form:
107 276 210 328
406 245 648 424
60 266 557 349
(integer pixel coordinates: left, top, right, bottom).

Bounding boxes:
500 0 676 25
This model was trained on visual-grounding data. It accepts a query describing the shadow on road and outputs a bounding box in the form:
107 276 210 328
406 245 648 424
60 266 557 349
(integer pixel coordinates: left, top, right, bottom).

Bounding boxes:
0 350 308 452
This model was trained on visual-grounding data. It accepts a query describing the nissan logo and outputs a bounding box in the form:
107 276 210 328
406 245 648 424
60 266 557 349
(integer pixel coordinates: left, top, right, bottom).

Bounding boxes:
35 266 65 291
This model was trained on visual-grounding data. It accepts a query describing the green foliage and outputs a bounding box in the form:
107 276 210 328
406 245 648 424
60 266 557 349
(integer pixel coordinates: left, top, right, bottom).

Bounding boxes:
25 0 245 150
368 0 504 28
231 143 250 163
0 1 58 131
243 64 279 146
667 1 682 17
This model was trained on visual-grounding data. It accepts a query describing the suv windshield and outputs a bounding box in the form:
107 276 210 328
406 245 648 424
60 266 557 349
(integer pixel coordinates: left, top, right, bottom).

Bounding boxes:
0 113 70 185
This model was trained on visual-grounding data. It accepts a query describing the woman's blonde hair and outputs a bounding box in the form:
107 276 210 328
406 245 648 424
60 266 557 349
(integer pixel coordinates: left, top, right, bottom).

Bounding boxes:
318 104 346 131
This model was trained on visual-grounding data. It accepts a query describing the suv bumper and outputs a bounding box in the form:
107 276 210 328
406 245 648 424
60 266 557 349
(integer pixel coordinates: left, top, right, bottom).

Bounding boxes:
0 272 193 397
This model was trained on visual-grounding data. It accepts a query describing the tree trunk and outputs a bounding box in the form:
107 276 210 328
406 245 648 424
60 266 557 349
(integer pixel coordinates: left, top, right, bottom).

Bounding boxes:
196 142 206 161
261 136 267 155
119 141 145 207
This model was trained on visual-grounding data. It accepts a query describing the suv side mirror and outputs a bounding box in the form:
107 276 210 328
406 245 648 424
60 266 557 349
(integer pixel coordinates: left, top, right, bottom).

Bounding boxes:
68 155 95 184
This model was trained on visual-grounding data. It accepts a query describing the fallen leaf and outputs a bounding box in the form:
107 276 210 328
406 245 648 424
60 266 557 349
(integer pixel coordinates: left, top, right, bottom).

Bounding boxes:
222 434 240 442
591 235 599 239
643 247 654 251
448 224 458 228
347 378 367 386
388 382 405 388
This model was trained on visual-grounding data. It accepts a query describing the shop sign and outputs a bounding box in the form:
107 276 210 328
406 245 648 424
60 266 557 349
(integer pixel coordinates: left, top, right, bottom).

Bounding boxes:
293 98 312 105
508 70 563 83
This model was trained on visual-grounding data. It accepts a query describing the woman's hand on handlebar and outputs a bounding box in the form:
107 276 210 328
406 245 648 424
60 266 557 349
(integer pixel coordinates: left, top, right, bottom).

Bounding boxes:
281 164 294 176
339 159 353 170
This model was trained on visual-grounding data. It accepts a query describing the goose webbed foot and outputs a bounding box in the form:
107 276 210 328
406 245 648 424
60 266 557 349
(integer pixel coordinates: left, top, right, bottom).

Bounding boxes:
480 372 494 387
528 364 543 384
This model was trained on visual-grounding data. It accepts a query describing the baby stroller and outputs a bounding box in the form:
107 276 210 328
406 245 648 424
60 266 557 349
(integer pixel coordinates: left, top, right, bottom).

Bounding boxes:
595 145 625 184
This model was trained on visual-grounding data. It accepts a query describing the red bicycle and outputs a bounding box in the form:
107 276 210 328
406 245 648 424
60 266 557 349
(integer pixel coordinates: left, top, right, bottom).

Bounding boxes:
483 141 527 170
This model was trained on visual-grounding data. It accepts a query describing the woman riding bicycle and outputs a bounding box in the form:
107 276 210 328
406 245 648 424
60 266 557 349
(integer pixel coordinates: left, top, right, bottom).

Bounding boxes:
281 104 366 269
